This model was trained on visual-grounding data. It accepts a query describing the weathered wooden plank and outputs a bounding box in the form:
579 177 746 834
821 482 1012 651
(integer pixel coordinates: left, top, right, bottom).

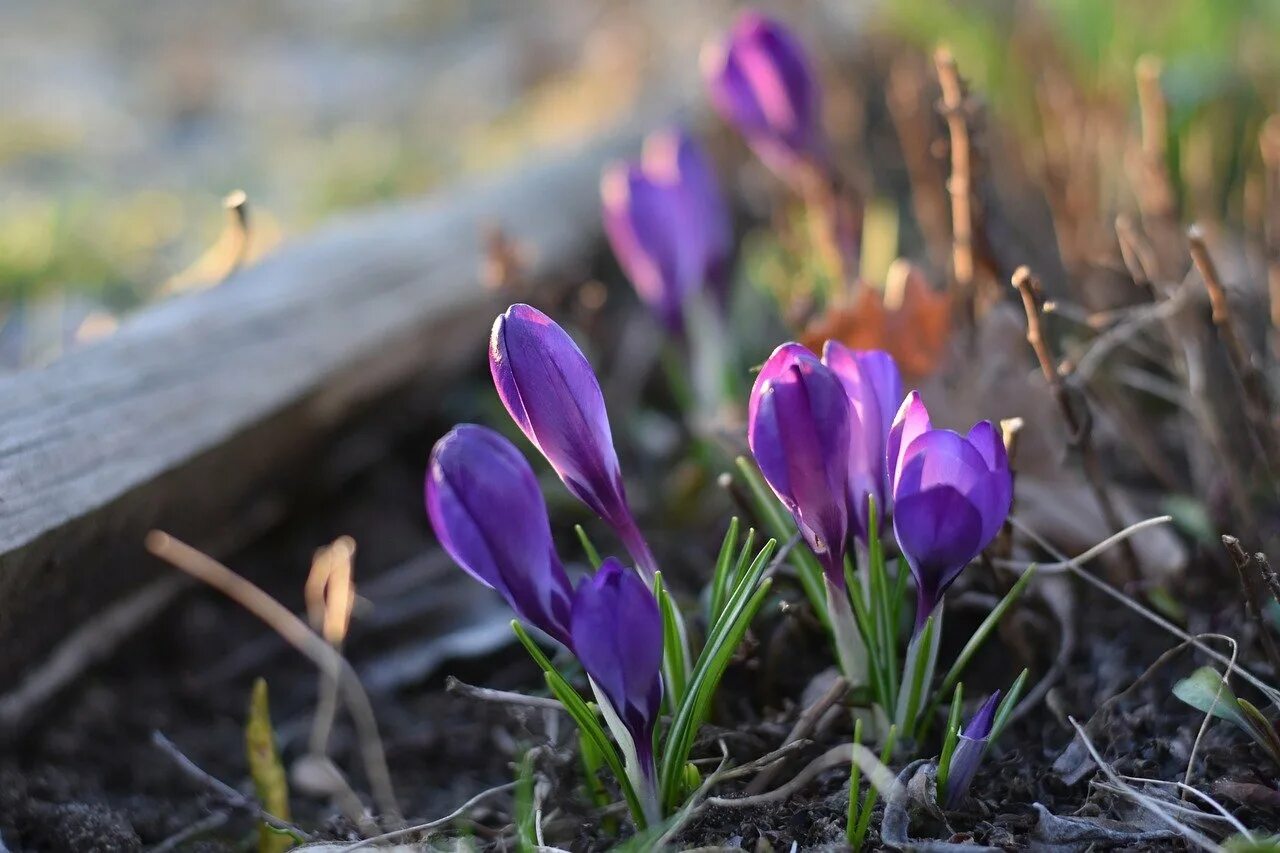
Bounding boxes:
0 122 661 682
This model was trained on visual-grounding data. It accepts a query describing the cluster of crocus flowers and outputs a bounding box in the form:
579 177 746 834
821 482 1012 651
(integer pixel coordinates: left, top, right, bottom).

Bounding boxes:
601 128 732 334
427 424 664 821
748 341 1012 701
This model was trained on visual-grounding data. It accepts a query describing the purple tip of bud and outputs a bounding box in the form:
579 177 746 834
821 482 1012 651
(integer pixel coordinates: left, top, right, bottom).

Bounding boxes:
426 424 574 646
701 11 826 183
890 402 1013 629
821 343 903 542
944 691 1001 809
490 305 656 577
571 558 664 767
748 342 852 582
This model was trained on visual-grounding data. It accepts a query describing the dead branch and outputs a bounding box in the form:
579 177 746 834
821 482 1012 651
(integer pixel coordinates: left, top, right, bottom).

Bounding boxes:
1011 266 1136 581
745 675 848 794
1187 225 1278 475
1223 536 1280 676
145 531 401 825
152 731 312 841
935 46 975 306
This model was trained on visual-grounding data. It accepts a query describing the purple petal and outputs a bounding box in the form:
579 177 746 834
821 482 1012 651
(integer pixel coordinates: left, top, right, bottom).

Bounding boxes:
894 429 990 499
945 691 1001 809
643 128 734 303
571 558 664 743
702 11 825 179
748 342 819 434
965 421 1005 472
601 161 699 332
490 305 631 528
888 391 932 490
822 343 903 538
426 425 573 646
750 351 851 577
892 485 983 627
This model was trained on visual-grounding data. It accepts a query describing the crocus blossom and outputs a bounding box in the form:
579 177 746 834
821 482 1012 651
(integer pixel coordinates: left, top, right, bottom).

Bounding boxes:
890 392 1013 628
944 691 1000 808
821 343 903 542
572 558 664 816
490 304 657 578
748 343 852 580
701 11 826 184
602 129 732 332
426 424 574 646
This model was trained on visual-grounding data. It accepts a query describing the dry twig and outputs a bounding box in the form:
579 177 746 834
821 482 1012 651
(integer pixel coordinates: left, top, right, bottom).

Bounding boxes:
1011 266 1136 580
745 675 848 794
145 531 402 825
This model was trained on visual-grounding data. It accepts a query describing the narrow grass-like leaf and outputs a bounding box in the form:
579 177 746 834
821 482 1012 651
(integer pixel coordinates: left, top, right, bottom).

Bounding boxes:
245 678 292 853
575 525 602 570
936 682 964 794
515 749 537 852
844 558 891 709
1238 699 1280 765
728 528 757 604
846 716 864 847
850 724 898 850
734 456 826 622
898 614 939 739
925 563 1038 733
708 517 741 623
987 668 1028 746
659 538 776 809
654 573 688 709
512 622 646 826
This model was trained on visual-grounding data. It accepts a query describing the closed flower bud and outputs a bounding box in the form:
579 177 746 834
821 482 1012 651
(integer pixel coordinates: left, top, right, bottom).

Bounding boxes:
490 304 657 578
426 424 573 646
701 11 826 184
571 558 664 776
748 343 852 581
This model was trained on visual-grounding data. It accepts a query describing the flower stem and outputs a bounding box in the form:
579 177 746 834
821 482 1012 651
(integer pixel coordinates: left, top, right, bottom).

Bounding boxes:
826 573 869 687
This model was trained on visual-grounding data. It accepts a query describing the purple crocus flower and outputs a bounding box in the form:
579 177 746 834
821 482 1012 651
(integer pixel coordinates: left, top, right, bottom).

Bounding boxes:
491 304 657 579
890 392 1013 629
571 558 664 786
748 343 852 581
701 11 826 184
821 343 903 542
602 129 732 333
426 424 573 646
944 691 1000 809
643 128 733 306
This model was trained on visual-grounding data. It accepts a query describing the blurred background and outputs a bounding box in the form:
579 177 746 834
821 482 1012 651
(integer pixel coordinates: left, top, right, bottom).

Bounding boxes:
2 0 1279 367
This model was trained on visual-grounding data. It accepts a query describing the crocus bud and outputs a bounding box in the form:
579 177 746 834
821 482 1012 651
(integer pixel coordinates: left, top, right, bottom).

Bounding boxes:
701 11 826 184
944 691 1000 809
602 129 732 333
571 558 664 780
890 394 1013 628
643 128 733 306
821 343 903 542
426 424 573 646
748 343 852 581
491 304 657 578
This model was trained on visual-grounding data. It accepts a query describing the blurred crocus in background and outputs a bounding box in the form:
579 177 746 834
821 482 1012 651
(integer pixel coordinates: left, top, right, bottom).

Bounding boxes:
572 558 664 821
748 342 866 681
701 11 826 185
822 343 903 545
702 10 861 289
491 304 658 578
890 392 1013 630
943 691 1000 809
426 424 574 646
601 127 732 333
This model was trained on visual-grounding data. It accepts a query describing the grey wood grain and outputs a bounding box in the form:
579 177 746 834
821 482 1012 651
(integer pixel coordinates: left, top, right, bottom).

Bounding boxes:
0 124 655 682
